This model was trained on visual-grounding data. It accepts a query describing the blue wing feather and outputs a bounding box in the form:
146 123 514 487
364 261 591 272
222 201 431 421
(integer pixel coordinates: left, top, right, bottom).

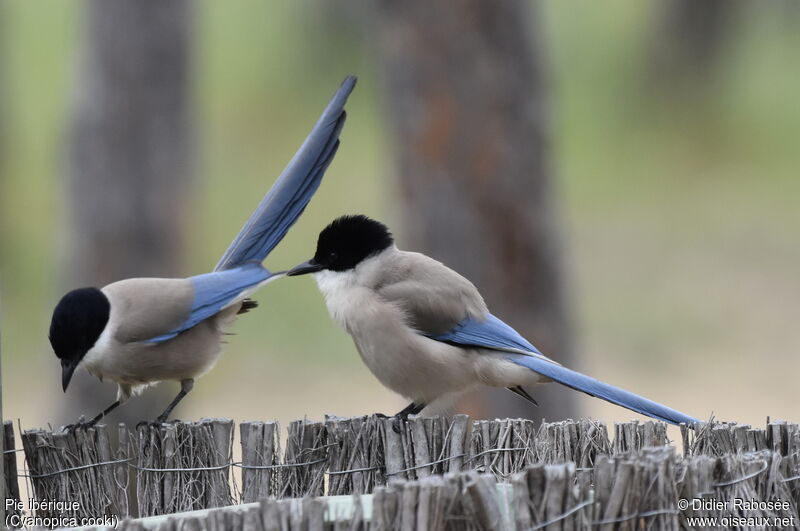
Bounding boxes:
429 313 699 425
145 263 275 343
430 313 544 356
214 76 357 271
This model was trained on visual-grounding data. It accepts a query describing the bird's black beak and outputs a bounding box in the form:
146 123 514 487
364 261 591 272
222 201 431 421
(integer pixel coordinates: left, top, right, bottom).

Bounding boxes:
62 360 76 392
287 259 324 276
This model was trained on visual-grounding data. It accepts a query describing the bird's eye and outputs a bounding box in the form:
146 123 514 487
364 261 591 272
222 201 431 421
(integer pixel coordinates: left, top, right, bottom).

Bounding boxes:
329 251 338 261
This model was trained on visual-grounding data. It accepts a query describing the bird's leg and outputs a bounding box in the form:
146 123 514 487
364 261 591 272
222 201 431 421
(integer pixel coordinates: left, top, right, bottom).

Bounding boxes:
154 379 194 424
65 400 122 432
88 400 123 425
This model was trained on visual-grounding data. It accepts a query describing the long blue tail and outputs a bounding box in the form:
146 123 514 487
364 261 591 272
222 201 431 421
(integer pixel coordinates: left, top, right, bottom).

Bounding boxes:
431 312 699 425
506 353 698 425
215 76 357 271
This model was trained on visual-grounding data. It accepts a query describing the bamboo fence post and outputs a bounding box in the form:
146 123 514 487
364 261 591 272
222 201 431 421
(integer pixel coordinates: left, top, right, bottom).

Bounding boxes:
445 415 471 474
380 419 406 480
536 418 612 469
134 419 234 517
593 446 679 530
511 462 591 530
206 419 235 507
613 420 668 454
302 497 326 528
239 420 280 502
13 416 800 528
3 421 19 518
325 415 384 495
462 471 503 529
471 418 538 479
21 425 126 519
407 416 433 480
371 485 399 530
259 498 290 531
116 423 131 516
95 422 129 516
281 420 327 498
0 332 3 526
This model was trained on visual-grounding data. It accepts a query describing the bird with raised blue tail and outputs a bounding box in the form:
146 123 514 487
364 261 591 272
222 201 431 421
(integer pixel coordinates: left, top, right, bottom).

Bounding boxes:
288 214 699 426
49 76 357 427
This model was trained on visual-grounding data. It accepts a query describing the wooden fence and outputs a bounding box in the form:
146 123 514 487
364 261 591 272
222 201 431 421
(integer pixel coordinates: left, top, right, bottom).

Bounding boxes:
3 416 799 529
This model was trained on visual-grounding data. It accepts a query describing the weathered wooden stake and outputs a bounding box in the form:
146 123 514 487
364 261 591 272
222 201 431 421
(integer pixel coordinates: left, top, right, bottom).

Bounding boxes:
21 424 128 518
325 415 384 495
134 419 234 517
3 421 19 518
240 420 280 502
281 420 327 498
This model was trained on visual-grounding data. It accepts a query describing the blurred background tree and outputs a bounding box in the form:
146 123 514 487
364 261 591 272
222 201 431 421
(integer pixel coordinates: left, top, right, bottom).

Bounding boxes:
647 0 739 96
58 0 193 425
371 0 575 421
0 3 8 266
0 1 797 433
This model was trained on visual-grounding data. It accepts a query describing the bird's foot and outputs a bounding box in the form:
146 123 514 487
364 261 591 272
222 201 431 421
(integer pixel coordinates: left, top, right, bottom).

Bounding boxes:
136 420 165 431
372 412 403 432
64 422 97 433
63 417 97 433
136 416 182 431
373 409 419 433
372 413 405 433
63 422 90 433
392 412 416 434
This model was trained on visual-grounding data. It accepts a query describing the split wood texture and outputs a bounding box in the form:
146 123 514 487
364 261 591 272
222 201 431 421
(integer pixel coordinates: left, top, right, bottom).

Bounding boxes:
3 421 20 518
20 423 128 519
15 416 800 527
115 448 800 530
134 419 234 517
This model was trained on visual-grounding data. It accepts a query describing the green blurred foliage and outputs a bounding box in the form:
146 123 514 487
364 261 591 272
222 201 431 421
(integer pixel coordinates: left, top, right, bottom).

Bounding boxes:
1 1 798 427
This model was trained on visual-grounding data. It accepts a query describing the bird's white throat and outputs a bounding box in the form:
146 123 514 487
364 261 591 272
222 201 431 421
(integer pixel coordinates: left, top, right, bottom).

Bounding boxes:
312 269 361 331
311 249 393 333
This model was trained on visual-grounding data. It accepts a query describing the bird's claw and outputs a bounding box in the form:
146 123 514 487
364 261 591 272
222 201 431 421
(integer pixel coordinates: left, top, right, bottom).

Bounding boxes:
136 417 180 430
63 418 96 433
373 413 405 434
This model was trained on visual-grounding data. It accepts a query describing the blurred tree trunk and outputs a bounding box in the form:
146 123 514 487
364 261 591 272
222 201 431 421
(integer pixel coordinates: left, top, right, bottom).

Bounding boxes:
59 0 193 426
372 1 576 421
647 0 738 94
0 4 5 502
0 5 7 254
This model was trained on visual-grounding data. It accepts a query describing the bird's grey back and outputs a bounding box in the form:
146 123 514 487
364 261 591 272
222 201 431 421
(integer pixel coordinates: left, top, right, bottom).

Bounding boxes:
372 249 488 336
102 278 194 343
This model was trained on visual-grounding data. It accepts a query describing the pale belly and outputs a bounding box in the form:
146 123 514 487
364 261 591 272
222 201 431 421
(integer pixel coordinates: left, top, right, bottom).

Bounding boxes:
81 313 231 389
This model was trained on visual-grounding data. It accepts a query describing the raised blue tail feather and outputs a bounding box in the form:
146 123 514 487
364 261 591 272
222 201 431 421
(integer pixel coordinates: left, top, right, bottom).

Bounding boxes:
145 77 357 343
215 76 357 271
